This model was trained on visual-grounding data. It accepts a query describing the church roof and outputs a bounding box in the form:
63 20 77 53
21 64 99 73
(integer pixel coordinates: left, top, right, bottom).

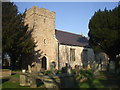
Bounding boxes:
55 29 89 47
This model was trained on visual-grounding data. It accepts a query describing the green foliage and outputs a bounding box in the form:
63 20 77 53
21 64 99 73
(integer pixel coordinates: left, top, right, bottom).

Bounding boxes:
88 5 120 59
79 70 93 79
44 70 51 75
56 70 62 74
2 2 35 69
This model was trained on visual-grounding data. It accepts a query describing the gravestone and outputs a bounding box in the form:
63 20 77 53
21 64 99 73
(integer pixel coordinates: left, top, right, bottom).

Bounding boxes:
75 65 80 75
101 61 107 71
20 74 31 86
31 62 38 72
28 65 32 73
93 61 100 76
50 62 56 75
109 61 115 73
61 64 72 74
67 65 72 75
30 76 37 88
1 69 11 78
20 75 27 86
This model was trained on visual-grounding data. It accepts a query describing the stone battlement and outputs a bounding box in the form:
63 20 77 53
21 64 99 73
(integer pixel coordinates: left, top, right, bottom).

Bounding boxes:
25 6 56 19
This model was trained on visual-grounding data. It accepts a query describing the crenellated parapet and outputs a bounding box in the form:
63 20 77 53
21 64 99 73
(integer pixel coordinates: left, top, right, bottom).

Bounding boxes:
24 6 56 35
25 6 56 20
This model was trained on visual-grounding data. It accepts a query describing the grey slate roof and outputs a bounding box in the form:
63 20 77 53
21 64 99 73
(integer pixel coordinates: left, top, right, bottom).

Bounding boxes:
55 29 89 47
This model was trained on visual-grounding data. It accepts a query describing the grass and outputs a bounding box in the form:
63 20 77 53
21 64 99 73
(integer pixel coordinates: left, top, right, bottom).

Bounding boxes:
2 73 30 88
1 73 45 88
75 70 108 88
75 70 120 88
78 79 106 88
1 69 119 88
2 80 28 88
116 72 120 86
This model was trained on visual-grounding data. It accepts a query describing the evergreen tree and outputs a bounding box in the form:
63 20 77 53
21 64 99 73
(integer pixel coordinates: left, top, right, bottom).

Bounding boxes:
88 5 120 71
2 2 35 69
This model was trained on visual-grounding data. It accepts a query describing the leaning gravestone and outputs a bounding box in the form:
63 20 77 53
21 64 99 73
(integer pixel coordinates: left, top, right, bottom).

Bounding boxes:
93 61 100 76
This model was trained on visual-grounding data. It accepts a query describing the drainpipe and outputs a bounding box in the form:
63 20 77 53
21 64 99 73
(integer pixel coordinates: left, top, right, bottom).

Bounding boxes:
58 43 60 70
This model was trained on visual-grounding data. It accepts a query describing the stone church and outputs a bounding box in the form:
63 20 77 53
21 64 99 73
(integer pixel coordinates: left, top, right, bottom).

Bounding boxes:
24 6 95 71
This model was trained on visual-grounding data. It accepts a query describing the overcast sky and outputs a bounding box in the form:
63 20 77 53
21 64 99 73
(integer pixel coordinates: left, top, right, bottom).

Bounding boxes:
14 2 118 37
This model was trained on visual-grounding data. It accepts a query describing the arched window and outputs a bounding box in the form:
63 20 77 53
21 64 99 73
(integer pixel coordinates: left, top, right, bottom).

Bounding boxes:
41 56 47 70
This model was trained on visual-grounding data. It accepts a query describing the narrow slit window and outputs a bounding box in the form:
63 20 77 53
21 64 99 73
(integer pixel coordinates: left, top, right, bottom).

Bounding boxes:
44 39 46 44
44 18 45 23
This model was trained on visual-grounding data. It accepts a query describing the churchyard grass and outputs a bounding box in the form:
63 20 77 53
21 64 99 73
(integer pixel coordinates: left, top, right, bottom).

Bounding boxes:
75 70 107 88
2 73 30 88
75 70 119 88
1 72 46 88
1 69 119 88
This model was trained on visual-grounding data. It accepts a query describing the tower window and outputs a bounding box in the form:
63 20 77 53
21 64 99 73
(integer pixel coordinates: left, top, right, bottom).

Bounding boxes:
44 18 45 23
44 39 46 44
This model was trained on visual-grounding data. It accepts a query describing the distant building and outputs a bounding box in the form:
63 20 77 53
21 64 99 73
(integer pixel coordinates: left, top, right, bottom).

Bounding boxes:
24 6 95 71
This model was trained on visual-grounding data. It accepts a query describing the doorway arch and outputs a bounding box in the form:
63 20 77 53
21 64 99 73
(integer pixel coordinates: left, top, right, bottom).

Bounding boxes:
41 56 47 70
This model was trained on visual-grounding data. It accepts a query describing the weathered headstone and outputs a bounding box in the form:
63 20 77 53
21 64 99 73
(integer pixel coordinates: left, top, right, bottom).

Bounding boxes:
93 62 100 76
30 76 37 88
20 75 27 86
109 61 115 73
31 62 38 72
50 62 56 75
67 65 72 75
62 63 72 75
101 61 107 71
28 65 32 73
75 65 80 75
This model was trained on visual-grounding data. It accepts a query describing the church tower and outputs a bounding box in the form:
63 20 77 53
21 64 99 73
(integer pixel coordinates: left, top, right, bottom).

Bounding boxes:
24 6 58 70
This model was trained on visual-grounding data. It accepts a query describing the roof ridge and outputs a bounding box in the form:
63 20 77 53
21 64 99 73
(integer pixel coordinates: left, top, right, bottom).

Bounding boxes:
55 29 85 37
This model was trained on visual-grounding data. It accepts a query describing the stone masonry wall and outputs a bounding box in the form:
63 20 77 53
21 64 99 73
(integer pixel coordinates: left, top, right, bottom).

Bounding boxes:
24 6 58 70
59 44 95 69
59 44 84 69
